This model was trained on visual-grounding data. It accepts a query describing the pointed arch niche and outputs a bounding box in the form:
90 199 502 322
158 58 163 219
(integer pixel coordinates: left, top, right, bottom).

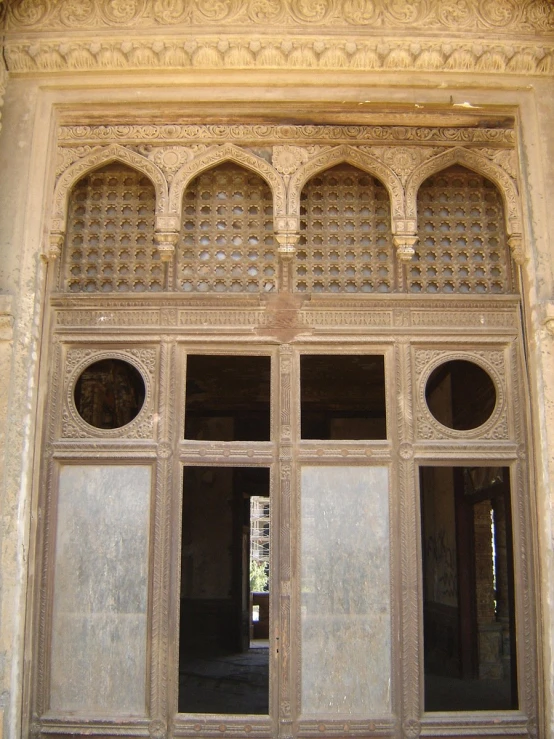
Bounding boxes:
410 164 517 295
175 161 277 294
60 161 162 293
294 162 395 294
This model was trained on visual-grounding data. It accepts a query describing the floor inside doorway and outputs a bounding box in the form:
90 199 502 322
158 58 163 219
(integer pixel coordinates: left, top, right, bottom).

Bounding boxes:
425 674 514 711
179 643 269 714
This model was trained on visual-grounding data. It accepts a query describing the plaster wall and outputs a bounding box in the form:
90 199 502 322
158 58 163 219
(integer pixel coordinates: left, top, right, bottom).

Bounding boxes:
0 64 554 736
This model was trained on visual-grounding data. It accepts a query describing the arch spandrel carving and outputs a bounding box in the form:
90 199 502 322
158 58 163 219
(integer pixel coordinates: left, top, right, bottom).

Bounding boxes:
168 143 287 218
406 147 522 236
51 143 169 234
287 145 405 227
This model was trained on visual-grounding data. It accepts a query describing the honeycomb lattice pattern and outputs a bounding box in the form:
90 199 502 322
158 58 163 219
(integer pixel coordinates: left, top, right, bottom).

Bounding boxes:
63 163 161 293
295 164 394 294
177 163 276 293
411 165 514 294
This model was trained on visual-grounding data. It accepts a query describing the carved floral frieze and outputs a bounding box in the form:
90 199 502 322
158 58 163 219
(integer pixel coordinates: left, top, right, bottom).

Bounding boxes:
57 123 516 147
5 0 554 32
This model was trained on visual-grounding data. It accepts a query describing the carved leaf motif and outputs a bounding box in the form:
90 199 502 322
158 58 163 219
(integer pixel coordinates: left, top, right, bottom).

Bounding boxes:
290 0 333 22
479 148 518 179
385 0 428 23
153 0 189 23
9 0 49 25
437 0 473 26
195 0 238 20
100 0 145 23
247 0 283 22
59 0 96 25
479 0 520 27
342 0 378 24
56 146 101 177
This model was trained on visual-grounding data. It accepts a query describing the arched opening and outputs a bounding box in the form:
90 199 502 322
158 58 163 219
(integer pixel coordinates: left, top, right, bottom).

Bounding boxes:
412 165 515 295
61 162 159 293
177 162 275 293
296 163 394 294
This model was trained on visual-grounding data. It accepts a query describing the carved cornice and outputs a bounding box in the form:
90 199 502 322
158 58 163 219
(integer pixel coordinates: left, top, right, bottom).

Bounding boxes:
5 34 554 75
5 0 554 33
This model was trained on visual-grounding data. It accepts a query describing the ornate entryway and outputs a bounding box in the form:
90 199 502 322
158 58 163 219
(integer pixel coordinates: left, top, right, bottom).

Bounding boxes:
29 121 538 739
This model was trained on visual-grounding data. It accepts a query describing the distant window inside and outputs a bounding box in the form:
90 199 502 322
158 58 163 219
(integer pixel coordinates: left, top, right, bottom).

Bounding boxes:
300 354 386 440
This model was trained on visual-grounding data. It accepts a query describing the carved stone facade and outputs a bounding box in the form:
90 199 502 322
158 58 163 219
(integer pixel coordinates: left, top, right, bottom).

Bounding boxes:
1 2 554 739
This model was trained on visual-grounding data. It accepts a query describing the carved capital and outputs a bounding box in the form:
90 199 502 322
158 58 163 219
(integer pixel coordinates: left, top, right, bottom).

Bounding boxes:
275 231 300 258
275 216 299 231
44 231 64 261
155 215 180 232
508 234 526 265
154 230 179 262
393 234 418 263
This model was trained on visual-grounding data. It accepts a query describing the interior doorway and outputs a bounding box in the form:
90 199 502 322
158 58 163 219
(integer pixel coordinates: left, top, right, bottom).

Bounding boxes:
179 466 270 715
420 466 517 712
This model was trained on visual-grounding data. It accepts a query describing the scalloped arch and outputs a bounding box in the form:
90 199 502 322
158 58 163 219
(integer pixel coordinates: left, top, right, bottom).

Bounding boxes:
405 147 521 235
169 143 287 217
287 145 405 223
51 144 168 232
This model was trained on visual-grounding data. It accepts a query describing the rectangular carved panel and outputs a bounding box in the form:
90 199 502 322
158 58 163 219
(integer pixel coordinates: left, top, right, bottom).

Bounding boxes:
50 464 151 714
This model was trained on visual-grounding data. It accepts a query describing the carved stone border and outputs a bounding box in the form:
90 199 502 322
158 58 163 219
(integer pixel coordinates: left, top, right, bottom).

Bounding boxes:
5 36 554 76
62 347 157 440
414 348 508 442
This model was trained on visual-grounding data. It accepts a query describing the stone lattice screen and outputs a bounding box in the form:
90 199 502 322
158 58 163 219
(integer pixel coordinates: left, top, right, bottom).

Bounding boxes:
411 165 514 294
295 164 394 294
61 160 515 296
62 163 161 293
177 163 276 294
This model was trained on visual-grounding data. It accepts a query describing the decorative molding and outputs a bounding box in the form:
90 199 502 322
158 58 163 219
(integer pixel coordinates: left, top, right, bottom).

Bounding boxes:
287 144 404 220
57 123 516 147
5 35 554 76
414 348 508 442
5 0 554 33
136 144 210 182
272 145 326 177
405 145 521 235
51 142 168 233
168 142 286 216
367 146 447 184
56 145 103 178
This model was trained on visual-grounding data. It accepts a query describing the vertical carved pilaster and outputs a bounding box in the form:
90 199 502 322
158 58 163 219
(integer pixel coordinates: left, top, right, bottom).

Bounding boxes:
396 340 421 736
155 216 180 291
275 232 300 293
278 344 294 738
150 340 174 730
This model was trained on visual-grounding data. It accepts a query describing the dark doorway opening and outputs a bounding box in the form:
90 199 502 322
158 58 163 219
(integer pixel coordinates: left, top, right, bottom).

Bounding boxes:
179 466 270 714
420 466 518 711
